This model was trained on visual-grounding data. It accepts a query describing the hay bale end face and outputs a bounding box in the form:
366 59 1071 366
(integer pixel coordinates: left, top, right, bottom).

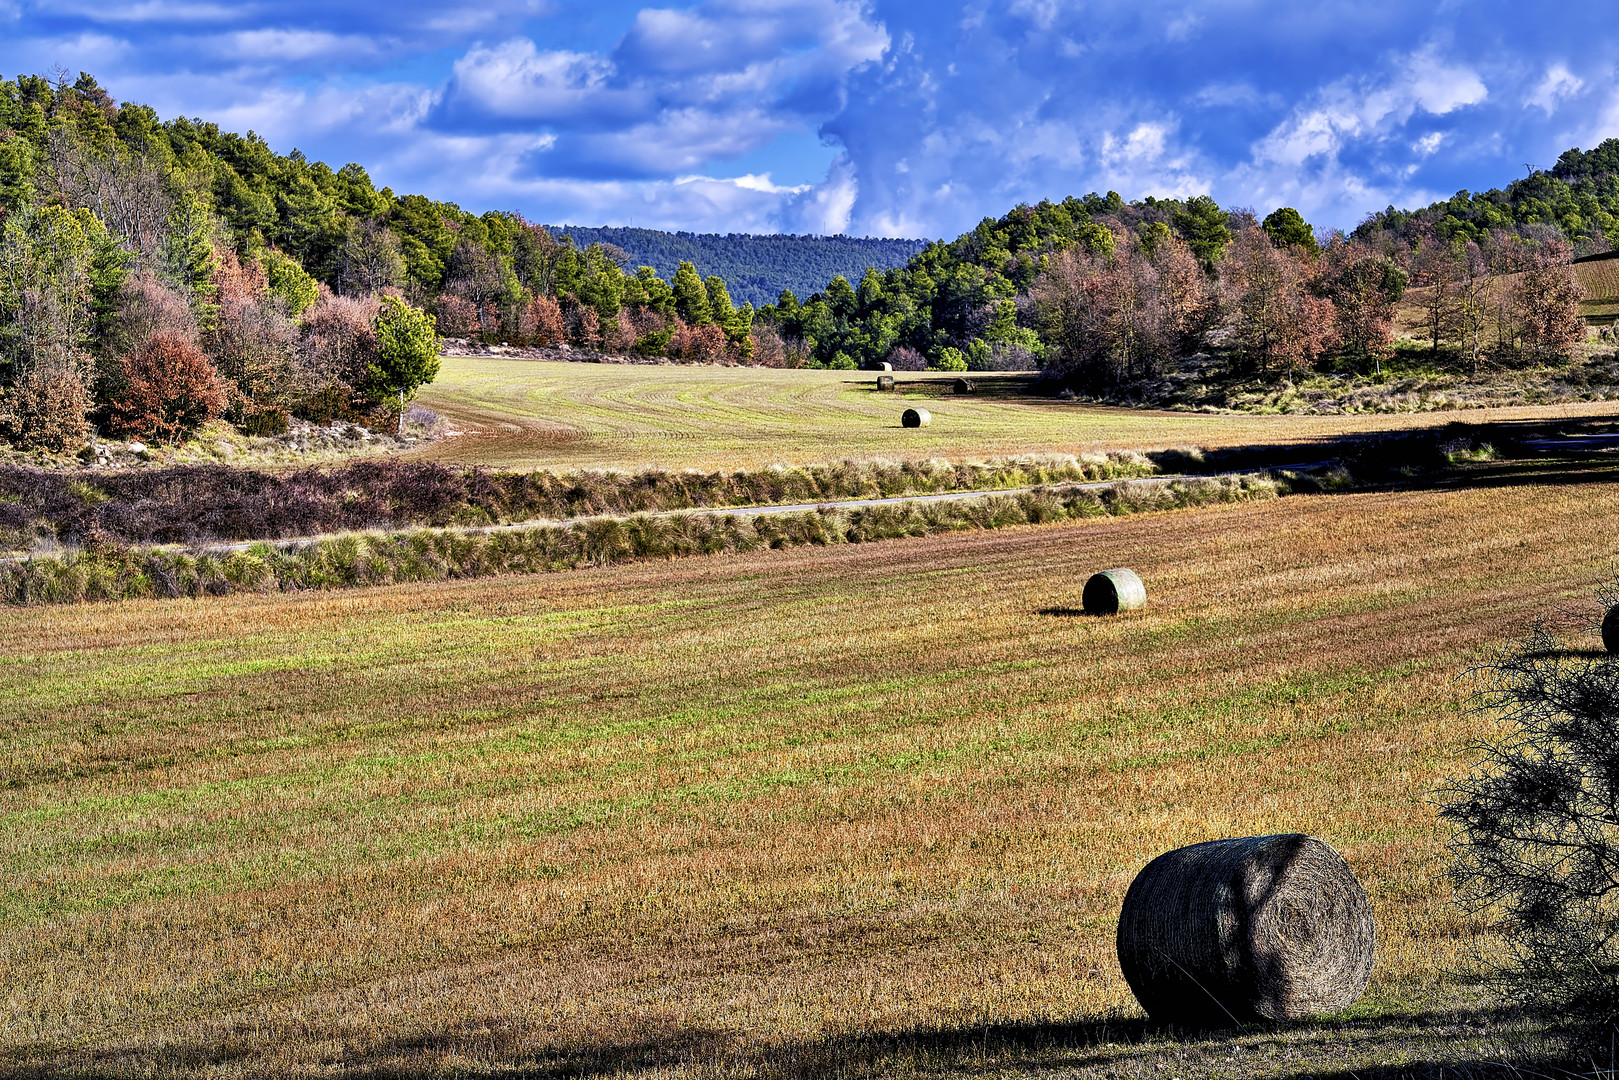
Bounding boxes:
1082 568 1146 614
1116 834 1376 1027
1604 605 1619 653
877 375 895 392
902 407 931 428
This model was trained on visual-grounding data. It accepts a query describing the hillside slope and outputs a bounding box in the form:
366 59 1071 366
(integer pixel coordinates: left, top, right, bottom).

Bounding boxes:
545 226 928 307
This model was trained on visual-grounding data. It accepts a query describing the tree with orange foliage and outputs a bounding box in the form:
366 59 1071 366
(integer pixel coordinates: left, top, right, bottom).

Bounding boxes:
109 330 230 443
1223 226 1337 380
520 296 565 347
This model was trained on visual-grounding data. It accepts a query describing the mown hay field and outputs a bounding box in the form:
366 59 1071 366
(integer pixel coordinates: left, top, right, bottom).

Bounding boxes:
6 466 1616 1077
413 356 1618 471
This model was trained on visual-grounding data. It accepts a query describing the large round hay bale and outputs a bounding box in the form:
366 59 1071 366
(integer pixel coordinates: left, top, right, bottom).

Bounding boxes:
1604 605 1619 653
902 407 931 428
953 377 976 393
877 375 895 392
878 361 893 371
1116 834 1375 1027
1082 568 1146 614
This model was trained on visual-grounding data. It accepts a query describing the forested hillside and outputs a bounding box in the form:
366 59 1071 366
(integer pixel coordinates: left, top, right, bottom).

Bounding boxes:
0 71 781 453
0 69 1604 458
755 164 1593 380
1355 141 1619 252
545 227 927 308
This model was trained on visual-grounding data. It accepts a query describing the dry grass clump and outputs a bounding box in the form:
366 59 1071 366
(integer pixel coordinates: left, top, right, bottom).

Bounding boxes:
0 472 1284 605
0 452 1162 551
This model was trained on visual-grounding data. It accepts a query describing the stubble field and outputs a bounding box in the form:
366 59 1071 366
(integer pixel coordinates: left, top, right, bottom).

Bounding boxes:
6 456 1616 1076
412 356 1618 471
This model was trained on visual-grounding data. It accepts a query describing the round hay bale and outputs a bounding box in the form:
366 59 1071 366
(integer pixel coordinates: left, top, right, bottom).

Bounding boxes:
902 407 931 428
878 361 893 371
1116 834 1375 1027
953 377 976 393
1081 568 1146 614
877 375 895 392
1604 605 1619 653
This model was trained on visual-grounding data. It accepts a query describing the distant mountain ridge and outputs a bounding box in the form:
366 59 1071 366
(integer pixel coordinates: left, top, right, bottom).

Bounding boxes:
544 226 931 308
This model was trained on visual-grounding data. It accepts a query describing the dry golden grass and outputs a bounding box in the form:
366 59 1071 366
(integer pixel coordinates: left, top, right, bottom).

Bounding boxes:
412 355 1619 471
5 463 1617 1076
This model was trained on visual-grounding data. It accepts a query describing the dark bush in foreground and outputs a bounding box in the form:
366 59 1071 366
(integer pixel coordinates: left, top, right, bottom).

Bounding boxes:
1441 617 1619 1035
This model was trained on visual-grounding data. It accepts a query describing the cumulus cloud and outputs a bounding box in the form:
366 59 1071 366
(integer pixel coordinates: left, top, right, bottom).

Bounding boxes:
1253 48 1487 169
5 1 1619 238
1527 63 1583 114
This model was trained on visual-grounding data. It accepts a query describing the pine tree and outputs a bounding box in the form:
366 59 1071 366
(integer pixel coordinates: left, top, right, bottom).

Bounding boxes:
672 260 710 325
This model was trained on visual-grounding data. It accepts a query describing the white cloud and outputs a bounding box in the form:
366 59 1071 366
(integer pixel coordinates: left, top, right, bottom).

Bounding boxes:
38 0 239 21
225 29 381 62
1164 12 1201 43
1254 46 1486 168
1102 122 1167 165
1527 62 1583 114
446 39 623 122
1414 131 1445 155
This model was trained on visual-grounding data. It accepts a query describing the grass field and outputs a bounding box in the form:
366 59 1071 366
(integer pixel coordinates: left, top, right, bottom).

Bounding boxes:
6 455 1617 1076
412 356 1619 471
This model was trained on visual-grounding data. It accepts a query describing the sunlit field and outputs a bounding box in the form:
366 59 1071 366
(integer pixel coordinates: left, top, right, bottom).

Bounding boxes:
412 356 1619 471
6 462 1615 1076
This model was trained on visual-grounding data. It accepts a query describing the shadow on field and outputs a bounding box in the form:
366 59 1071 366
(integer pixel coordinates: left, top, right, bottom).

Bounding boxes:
1520 648 1611 660
1037 606 1090 617
1187 416 1619 497
30 1003 1588 1079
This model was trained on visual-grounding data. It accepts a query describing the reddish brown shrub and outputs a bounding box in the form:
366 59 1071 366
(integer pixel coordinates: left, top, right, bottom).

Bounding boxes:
210 248 300 406
572 306 601 348
435 295 479 337
110 270 197 357
0 362 94 452
752 324 787 367
682 324 726 363
886 345 927 371
109 331 231 444
300 290 380 392
519 297 566 346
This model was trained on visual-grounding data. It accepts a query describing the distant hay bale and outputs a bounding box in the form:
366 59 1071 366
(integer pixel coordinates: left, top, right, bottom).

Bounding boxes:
1082 568 1145 614
877 375 895 392
902 407 931 428
1605 605 1619 653
953 378 976 393
878 362 893 371
1116 834 1376 1027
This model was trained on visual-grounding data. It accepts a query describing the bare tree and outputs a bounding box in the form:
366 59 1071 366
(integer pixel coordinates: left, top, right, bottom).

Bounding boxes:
332 219 405 296
47 131 172 261
1222 226 1337 380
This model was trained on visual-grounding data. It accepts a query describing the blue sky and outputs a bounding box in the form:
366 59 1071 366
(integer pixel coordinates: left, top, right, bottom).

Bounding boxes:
2 0 1616 239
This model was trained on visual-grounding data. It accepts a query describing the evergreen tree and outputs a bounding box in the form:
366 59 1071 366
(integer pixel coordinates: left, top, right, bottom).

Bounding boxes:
368 295 439 433
1262 207 1319 254
672 260 711 325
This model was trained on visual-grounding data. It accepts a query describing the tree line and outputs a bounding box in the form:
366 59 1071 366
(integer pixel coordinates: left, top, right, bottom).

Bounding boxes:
0 71 1598 452
0 71 771 451
754 190 1586 383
